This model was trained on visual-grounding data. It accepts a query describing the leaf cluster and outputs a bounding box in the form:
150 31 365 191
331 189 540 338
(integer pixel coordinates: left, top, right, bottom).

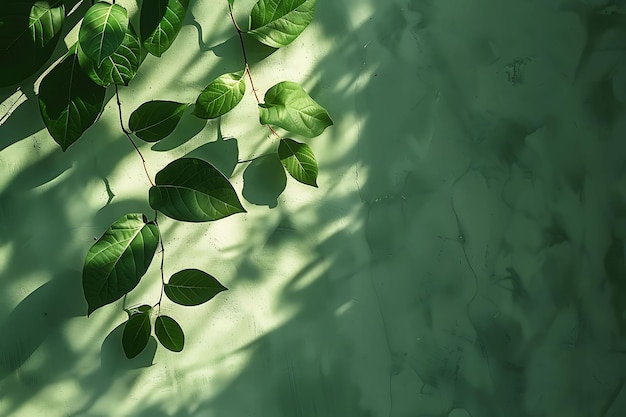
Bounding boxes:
1 0 331 359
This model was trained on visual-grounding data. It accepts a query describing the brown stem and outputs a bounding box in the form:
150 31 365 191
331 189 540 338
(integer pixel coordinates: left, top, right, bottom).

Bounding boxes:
114 85 155 187
228 3 279 138
154 213 166 312
114 86 165 310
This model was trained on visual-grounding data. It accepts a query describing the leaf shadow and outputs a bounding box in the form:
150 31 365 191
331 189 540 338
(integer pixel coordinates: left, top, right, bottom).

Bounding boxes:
0 272 85 382
184 135 240 178
242 153 286 208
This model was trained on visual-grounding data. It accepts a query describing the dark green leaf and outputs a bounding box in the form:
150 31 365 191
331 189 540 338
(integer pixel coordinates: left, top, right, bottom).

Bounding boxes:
0 1 65 87
278 138 318 187
248 0 317 48
228 0 235 7
78 24 142 86
38 49 106 151
193 71 246 119
78 2 129 65
122 312 151 359
259 81 333 138
149 158 246 222
129 100 189 142
83 213 159 316
155 316 184 352
165 269 227 306
140 0 189 57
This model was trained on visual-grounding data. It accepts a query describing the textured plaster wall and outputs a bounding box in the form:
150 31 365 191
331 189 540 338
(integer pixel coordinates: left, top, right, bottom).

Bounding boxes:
2 0 626 416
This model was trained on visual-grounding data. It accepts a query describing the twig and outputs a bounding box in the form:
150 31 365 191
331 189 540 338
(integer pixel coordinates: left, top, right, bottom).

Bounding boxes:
228 3 279 138
114 85 165 311
114 85 155 186
154 213 166 312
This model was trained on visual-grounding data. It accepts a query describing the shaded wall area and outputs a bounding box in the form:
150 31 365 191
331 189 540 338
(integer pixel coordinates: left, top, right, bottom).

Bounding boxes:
1 0 626 416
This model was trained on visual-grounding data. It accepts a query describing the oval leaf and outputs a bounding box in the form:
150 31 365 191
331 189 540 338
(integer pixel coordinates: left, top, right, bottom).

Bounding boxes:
78 24 142 86
129 100 189 142
193 71 246 119
79 2 129 65
278 138 318 187
155 315 184 352
248 0 317 48
140 0 189 57
0 1 65 87
165 269 227 306
38 49 106 151
259 81 332 138
83 213 160 316
149 158 246 222
122 312 151 359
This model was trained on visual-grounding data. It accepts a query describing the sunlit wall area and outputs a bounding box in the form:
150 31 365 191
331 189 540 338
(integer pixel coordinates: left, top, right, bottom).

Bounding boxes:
1 0 626 416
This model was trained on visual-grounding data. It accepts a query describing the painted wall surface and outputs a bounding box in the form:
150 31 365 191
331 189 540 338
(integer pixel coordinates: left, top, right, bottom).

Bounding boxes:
2 0 626 415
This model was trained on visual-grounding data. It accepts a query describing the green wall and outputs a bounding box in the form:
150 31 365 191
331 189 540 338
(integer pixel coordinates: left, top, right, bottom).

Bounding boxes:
2 0 626 416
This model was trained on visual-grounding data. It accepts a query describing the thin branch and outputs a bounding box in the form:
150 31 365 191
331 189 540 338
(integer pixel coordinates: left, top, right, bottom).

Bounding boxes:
228 4 279 138
114 85 155 186
115 86 163 310
154 213 166 312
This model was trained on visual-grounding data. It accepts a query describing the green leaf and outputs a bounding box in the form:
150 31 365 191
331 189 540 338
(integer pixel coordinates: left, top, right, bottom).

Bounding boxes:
149 158 246 222
30 0 65 47
165 269 227 306
0 1 65 87
78 2 129 66
122 312 152 359
278 138 318 187
140 0 189 57
228 0 235 7
78 24 142 86
193 71 246 119
129 100 189 142
248 0 317 48
38 49 106 151
155 316 184 352
259 81 332 138
83 213 160 316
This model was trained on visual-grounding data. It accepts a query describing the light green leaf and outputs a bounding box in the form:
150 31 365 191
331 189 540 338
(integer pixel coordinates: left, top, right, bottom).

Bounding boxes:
165 269 227 306
149 158 246 222
248 0 317 48
278 138 318 187
193 71 246 119
78 24 142 86
78 2 129 65
30 0 65 47
129 100 189 142
0 1 65 87
155 316 184 352
38 49 106 151
259 81 332 138
122 312 151 359
83 213 160 316
140 0 189 57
